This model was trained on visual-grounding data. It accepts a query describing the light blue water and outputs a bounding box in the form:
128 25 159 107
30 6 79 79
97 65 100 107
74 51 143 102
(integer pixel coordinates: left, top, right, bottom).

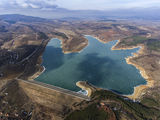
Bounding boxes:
35 35 146 94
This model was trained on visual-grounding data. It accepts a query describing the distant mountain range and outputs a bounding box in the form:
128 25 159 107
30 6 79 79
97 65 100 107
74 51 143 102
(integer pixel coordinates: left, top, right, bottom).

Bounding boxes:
0 7 159 20
0 14 48 23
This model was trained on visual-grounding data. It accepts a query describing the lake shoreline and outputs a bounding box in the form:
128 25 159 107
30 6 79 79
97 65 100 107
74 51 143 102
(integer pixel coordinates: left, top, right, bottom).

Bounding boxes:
64 36 152 100
91 37 152 100
32 36 152 100
110 40 154 100
28 55 46 81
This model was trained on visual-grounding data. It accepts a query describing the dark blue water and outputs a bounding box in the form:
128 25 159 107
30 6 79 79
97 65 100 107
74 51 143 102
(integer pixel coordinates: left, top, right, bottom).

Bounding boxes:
35 35 146 95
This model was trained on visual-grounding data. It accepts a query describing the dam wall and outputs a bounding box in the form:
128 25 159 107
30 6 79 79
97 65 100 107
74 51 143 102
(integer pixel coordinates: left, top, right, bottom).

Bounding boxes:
17 79 89 112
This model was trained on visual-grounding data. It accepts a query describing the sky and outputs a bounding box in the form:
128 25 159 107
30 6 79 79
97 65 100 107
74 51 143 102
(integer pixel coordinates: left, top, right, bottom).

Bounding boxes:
0 0 160 10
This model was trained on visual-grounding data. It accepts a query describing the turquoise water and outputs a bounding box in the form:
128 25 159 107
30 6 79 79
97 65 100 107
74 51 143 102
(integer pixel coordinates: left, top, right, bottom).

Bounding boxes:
35 35 146 94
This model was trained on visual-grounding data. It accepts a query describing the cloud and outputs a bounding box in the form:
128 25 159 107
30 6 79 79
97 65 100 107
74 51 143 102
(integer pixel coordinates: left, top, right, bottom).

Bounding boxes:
0 0 58 9
55 0 160 10
0 0 160 10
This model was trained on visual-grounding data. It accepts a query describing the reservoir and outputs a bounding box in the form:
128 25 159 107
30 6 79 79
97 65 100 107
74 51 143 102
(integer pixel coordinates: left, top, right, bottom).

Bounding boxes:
35 35 146 95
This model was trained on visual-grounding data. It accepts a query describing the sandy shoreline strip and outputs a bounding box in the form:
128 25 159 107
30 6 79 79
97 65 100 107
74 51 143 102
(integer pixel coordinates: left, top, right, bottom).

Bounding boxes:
76 81 92 97
111 40 142 50
28 66 46 80
126 57 154 100
28 55 46 81
92 35 108 44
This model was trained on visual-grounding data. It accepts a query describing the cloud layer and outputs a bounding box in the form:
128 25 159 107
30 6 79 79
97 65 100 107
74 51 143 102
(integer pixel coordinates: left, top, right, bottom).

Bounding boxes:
0 0 57 9
0 0 160 10
55 0 160 10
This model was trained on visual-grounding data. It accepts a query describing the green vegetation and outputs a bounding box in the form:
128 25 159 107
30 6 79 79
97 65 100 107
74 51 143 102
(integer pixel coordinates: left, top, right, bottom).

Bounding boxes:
120 36 160 51
141 97 159 108
65 103 109 120
92 90 160 120
121 36 148 46
147 40 160 51
38 32 49 40
66 90 160 120
52 32 68 39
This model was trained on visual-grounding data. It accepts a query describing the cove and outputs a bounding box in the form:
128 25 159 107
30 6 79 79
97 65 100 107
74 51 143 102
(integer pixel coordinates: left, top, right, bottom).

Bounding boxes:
35 35 146 95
